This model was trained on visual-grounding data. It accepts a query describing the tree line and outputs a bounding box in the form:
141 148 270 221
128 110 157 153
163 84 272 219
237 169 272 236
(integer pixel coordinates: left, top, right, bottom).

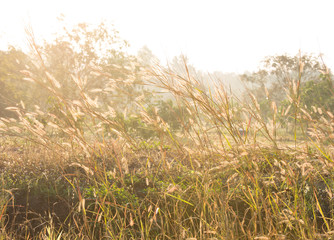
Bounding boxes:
0 22 333 138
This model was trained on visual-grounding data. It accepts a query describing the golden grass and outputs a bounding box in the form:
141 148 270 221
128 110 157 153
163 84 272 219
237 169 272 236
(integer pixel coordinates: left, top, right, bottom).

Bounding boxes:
0 31 333 239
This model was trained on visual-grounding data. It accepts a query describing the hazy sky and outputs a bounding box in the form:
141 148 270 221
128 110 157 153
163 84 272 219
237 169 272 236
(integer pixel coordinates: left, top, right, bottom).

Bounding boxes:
1 0 334 73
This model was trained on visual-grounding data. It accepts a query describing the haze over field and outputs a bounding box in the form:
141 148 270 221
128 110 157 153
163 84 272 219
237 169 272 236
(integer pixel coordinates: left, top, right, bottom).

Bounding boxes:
2 1 334 239
1 0 334 73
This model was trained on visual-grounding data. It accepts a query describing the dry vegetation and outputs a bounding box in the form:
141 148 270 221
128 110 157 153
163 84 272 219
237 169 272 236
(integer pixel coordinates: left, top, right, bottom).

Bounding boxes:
0 30 334 240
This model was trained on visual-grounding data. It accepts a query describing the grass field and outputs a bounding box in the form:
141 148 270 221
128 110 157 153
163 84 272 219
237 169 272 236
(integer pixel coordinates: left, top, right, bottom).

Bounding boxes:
0 39 334 239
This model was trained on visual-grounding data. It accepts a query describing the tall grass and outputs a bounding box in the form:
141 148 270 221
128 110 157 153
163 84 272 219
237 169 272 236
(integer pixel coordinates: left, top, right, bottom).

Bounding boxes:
0 32 333 239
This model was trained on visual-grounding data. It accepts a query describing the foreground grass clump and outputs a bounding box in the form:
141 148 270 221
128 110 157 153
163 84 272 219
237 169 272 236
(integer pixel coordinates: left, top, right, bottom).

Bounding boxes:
1 141 334 239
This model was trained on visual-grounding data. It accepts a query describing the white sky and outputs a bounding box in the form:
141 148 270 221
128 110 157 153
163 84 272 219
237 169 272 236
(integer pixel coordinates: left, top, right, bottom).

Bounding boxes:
1 0 334 73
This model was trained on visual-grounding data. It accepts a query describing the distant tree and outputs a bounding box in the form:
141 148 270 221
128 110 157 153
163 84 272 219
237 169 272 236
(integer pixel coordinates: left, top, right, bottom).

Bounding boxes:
0 47 32 117
152 99 190 131
137 45 159 67
25 21 151 116
38 22 130 98
300 72 334 114
240 53 326 121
